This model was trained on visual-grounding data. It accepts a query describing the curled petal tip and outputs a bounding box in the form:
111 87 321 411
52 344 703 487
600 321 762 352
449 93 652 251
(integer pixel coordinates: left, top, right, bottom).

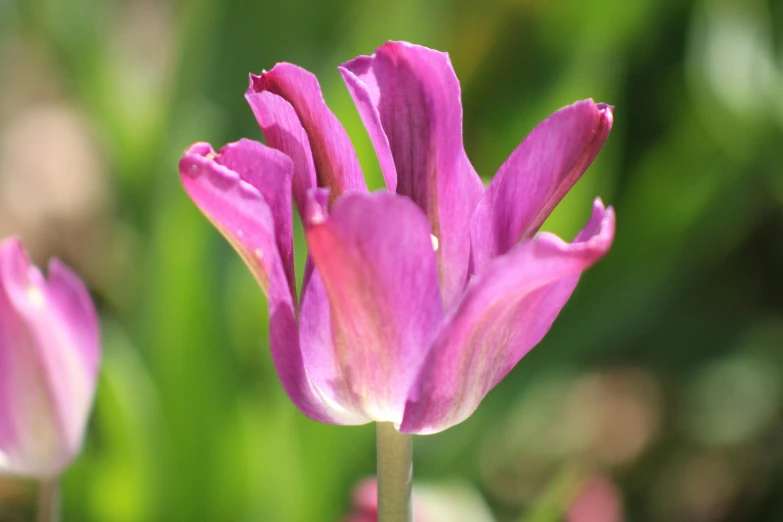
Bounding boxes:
571 197 616 247
597 103 614 124
250 63 304 88
247 65 298 94
599 102 614 111
590 196 608 216
180 148 241 191
594 103 615 132
179 142 217 177
246 73 263 94
184 142 215 156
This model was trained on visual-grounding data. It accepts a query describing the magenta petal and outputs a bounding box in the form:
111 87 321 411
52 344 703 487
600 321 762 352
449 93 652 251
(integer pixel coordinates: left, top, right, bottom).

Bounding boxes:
0 238 100 478
213 139 296 296
341 42 484 309
179 142 360 424
338 58 397 192
470 100 614 274
248 64 367 201
245 88 317 214
400 199 615 434
302 192 444 424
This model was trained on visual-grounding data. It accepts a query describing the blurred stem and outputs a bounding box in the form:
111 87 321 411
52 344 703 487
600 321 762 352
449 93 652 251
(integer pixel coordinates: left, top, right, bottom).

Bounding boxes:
376 422 413 522
36 479 60 522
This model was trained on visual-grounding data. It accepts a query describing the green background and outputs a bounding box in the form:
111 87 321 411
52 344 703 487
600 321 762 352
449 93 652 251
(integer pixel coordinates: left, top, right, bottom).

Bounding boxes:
0 0 782 520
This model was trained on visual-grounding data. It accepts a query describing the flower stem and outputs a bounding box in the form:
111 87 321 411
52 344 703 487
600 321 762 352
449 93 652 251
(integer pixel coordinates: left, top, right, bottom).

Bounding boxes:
376 422 413 522
36 479 60 522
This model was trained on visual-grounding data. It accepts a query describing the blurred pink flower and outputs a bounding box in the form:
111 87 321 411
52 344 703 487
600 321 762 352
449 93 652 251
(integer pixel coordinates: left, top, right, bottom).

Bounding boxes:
344 477 495 522
344 478 381 522
567 475 624 522
179 41 615 434
0 237 100 478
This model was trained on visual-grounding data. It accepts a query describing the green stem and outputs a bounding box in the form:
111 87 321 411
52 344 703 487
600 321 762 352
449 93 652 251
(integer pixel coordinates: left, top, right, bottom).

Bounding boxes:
36 478 60 522
376 422 413 522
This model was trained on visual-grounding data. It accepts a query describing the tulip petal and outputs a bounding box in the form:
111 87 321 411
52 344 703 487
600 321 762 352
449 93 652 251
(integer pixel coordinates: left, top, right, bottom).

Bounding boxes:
0 238 99 477
210 139 296 297
245 88 317 214
401 199 615 434
248 64 366 201
338 57 397 192
301 192 443 424
470 100 613 274
179 142 362 424
340 42 484 308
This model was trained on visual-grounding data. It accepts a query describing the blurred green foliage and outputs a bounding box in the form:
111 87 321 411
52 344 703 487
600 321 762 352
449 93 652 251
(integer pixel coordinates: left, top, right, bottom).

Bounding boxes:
0 0 782 520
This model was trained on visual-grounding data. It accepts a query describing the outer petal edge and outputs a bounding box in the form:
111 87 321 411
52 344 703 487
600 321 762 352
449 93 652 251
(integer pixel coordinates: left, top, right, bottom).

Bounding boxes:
401 198 615 434
178 143 365 425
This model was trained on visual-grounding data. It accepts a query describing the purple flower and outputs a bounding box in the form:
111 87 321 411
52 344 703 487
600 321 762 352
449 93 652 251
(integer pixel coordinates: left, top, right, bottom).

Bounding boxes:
0 238 100 477
179 41 615 434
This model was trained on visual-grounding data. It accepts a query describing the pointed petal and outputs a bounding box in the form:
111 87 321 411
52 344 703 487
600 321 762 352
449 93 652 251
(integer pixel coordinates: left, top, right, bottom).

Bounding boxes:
179 142 360 424
245 88 317 214
301 192 443 424
341 42 484 308
248 64 366 201
0 238 99 478
338 58 397 192
470 100 613 274
401 199 615 434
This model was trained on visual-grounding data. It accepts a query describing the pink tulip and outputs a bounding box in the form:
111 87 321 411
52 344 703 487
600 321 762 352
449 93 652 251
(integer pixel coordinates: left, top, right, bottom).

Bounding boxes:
179 41 615 434
0 238 100 478
567 475 624 522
